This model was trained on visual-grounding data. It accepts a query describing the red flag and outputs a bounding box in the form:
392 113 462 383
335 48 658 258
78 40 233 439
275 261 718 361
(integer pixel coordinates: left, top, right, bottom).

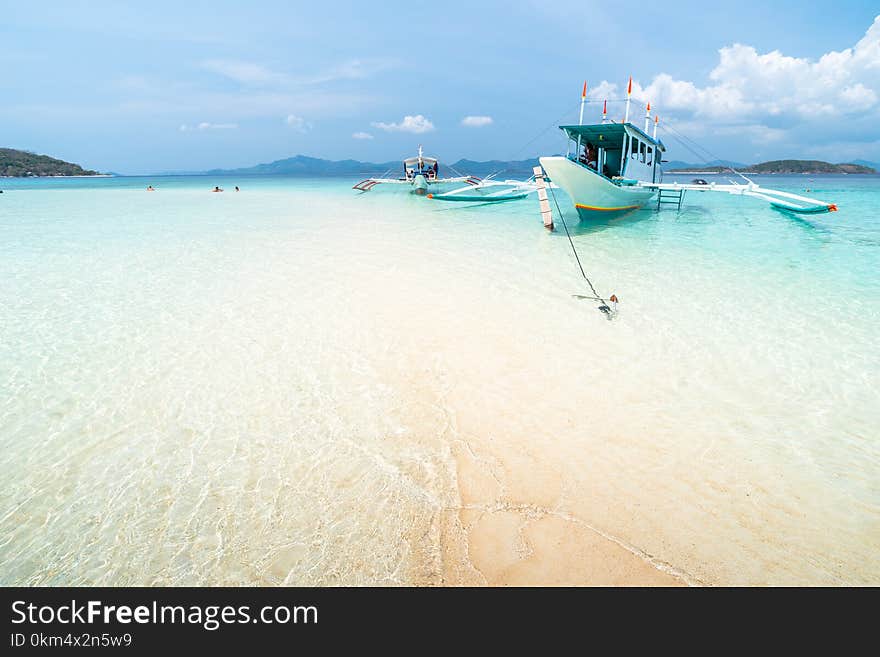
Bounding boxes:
647 101 651 112
603 99 607 114
627 76 633 95
582 81 587 98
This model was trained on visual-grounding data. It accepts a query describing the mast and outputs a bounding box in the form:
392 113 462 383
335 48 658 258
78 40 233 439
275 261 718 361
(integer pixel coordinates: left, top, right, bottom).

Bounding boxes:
624 76 632 124
644 102 651 133
578 80 587 125
653 114 659 140
576 81 587 160
598 98 608 174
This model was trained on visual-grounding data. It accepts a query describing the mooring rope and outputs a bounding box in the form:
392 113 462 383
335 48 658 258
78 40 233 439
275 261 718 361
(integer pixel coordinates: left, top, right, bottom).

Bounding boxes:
662 122 754 184
478 100 586 181
627 101 753 185
447 166 464 178
546 182 615 315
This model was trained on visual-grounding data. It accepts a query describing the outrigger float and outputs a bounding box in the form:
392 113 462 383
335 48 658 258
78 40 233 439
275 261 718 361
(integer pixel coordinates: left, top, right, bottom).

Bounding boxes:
426 175 558 203
353 145 480 195
536 78 838 228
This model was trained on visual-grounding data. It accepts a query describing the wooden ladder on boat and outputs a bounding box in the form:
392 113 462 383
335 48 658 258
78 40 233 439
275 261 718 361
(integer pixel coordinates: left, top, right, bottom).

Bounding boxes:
656 187 685 211
533 166 553 230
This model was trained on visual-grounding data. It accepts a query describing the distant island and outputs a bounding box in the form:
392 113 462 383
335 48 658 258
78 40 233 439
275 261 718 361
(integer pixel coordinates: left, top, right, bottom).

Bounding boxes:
0 148 100 177
668 159 876 174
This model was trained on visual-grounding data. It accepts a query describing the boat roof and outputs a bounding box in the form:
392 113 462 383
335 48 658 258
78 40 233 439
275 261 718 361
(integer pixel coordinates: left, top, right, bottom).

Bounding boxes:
559 122 665 151
403 155 438 165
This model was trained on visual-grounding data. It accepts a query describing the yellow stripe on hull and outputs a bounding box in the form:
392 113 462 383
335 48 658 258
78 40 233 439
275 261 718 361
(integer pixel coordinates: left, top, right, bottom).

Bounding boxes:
539 156 656 220
575 203 642 212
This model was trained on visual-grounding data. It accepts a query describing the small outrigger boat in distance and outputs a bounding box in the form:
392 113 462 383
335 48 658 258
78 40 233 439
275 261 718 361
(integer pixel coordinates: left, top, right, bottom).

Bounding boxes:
353 145 480 195
537 78 837 228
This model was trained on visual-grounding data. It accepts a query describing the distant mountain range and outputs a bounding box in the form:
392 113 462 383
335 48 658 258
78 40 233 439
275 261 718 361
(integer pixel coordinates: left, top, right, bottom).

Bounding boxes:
3 147 876 179
203 154 878 178
849 159 880 171
205 155 399 177
0 148 100 177
203 154 541 178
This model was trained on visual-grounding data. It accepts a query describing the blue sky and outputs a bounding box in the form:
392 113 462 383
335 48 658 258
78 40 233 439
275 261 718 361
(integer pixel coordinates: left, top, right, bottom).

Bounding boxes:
2 1 879 173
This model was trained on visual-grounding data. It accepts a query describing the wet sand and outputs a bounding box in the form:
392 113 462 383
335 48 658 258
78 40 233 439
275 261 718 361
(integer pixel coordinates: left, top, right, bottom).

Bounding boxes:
445 442 686 585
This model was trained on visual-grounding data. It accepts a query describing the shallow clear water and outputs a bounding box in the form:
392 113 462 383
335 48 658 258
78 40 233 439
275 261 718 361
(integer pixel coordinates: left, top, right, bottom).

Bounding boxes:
1 173 878 585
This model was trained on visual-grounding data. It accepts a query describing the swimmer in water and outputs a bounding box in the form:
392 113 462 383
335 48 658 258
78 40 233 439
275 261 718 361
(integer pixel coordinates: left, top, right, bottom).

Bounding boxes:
212 186 223 192
146 185 155 191
234 186 240 192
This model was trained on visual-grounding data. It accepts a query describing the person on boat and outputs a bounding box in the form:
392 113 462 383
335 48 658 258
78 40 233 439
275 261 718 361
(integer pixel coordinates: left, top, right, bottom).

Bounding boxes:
586 142 598 170
579 142 598 170
212 186 223 192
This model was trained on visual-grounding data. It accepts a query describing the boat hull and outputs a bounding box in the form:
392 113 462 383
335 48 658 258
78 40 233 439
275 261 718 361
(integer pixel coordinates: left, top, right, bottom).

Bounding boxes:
412 174 429 195
538 156 656 218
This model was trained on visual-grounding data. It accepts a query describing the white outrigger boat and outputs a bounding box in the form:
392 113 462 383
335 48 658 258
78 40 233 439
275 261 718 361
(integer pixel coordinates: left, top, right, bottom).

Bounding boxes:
538 79 838 228
353 145 480 195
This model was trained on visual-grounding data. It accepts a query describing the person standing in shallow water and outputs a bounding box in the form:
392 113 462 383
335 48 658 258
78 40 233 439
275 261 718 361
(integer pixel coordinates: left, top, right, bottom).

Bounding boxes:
235 186 240 192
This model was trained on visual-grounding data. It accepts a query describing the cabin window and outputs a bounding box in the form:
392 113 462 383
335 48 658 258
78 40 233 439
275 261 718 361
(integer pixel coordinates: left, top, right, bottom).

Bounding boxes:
640 142 647 163
646 146 653 166
631 138 640 159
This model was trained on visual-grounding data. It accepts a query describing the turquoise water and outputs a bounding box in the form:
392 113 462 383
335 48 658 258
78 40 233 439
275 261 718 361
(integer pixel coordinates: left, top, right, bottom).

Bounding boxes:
1 173 878 585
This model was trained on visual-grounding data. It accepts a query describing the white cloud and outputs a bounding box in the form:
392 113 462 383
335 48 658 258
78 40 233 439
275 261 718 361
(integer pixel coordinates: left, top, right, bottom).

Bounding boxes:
201 60 287 85
201 57 398 87
303 58 398 85
100 59 395 130
371 114 435 133
715 124 787 143
587 80 618 102
461 115 493 127
179 122 238 131
803 137 880 162
352 132 374 140
840 83 878 111
285 114 311 132
588 16 880 125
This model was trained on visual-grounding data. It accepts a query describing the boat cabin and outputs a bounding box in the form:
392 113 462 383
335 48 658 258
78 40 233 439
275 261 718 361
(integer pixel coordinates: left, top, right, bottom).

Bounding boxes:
560 123 665 184
403 155 439 181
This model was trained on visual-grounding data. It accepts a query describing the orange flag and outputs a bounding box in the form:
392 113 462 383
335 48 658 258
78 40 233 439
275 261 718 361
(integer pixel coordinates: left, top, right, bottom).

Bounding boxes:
627 76 633 95
582 81 587 98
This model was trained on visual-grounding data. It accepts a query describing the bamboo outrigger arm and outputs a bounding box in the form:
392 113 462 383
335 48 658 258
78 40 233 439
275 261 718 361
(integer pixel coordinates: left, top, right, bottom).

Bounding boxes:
638 181 838 214
352 175 479 191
